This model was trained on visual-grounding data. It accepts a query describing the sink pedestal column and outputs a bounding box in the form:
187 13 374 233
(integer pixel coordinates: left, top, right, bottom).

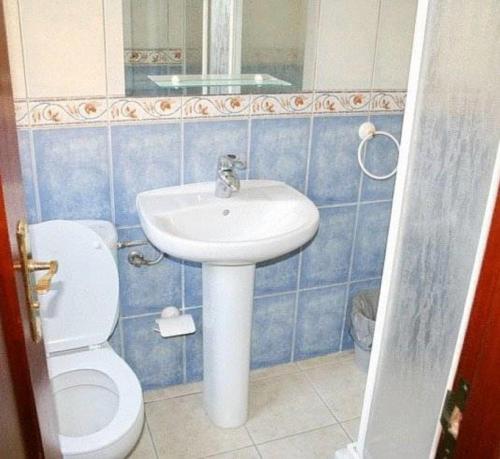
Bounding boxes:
202 263 256 428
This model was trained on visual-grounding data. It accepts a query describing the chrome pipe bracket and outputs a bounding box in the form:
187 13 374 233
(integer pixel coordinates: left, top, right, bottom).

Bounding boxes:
117 239 149 249
118 239 164 267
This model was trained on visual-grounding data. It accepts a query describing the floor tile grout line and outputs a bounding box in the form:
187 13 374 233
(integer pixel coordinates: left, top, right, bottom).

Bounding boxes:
200 443 259 459
295 353 356 373
253 420 340 448
143 364 302 404
243 425 262 458
142 352 357 404
338 416 361 442
301 367 344 426
141 352 360 457
302 366 362 442
141 352 357 404
338 421 356 443
143 387 202 404
144 415 160 459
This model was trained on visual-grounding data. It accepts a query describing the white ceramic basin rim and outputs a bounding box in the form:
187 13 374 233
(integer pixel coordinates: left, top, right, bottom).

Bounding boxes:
137 180 319 265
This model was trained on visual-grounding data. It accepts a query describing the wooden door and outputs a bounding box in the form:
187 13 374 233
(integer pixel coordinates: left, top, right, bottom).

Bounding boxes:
436 194 500 458
0 2 60 458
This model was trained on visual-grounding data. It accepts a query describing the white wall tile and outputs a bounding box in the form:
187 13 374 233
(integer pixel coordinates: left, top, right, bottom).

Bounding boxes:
315 0 379 90
104 0 125 96
372 0 418 89
122 0 132 48
18 0 107 98
4 0 26 99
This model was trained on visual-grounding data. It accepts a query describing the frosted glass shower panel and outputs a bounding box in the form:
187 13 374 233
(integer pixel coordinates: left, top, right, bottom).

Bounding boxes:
362 1 500 458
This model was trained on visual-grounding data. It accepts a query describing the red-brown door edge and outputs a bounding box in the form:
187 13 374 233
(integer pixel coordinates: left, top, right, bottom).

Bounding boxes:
436 193 500 458
0 1 60 457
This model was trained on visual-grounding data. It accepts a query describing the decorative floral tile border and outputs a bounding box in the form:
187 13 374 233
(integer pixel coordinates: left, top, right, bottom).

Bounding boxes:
251 93 313 116
16 91 406 126
124 48 183 65
314 91 406 114
28 99 108 126
183 95 251 118
109 97 181 121
14 101 29 127
369 91 407 111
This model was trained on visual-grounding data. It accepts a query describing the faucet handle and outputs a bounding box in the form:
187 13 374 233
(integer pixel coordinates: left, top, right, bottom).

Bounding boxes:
219 154 246 170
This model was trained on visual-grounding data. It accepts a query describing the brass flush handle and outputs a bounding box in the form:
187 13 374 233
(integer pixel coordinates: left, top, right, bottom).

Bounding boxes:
14 219 59 342
30 260 58 294
13 259 59 294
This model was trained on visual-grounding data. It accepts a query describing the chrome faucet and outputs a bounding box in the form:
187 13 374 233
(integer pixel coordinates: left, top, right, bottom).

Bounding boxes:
215 154 246 198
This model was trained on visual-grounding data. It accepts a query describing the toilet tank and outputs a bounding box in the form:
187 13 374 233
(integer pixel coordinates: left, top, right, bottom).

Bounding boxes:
76 220 118 264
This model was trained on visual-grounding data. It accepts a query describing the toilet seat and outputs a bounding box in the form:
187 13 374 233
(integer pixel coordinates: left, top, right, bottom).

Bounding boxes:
49 346 144 459
30 220 144 458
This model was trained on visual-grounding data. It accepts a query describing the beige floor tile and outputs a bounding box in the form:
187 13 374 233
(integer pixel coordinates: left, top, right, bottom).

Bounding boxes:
296 351 354 371
144 381 202 403
305 359 367 422
341 418 360 441
205 446 260 458
146 394 252 458
257 424 350 459
250 362 301 381
246 372 336 444
127 422 157 459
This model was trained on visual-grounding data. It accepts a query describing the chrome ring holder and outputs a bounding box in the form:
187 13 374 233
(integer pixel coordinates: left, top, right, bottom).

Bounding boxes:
357 121 400 180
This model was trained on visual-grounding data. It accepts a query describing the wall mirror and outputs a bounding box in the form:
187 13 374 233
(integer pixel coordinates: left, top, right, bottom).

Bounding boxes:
123 0 417 97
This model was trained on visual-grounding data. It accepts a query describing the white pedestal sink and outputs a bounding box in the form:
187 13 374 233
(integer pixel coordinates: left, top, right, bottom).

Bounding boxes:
137 180 319 427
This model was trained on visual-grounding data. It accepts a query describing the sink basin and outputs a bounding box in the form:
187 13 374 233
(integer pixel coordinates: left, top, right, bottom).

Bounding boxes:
136 180 319 265
136 180 319 429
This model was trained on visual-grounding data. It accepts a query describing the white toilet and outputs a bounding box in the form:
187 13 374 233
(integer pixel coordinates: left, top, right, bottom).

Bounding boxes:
30 220 144 459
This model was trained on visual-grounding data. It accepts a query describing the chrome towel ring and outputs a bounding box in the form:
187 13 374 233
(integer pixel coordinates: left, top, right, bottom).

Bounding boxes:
357 121 400 180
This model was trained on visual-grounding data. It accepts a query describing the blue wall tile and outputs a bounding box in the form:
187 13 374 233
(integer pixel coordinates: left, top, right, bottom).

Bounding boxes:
122 315 183 389
360 115 403 201
342 278 382 350
22 110 403 390
249 117 309 192
184 261 202 307
112 123 181 225
17 130 38 223
351 201 392 281
33 127 111 220
295 285 347 360
308 116 365 205
255 251 299 296
118 227 182 316
185 253 300 306
185 308 203 382
184 120 249 183
251 293 295 369
300 205 357 288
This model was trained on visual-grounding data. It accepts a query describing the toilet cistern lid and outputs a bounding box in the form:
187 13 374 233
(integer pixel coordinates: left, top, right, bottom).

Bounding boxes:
30 220 119 354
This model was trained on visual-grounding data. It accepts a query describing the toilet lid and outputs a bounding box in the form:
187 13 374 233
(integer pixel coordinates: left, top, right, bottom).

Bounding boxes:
30 220 119 354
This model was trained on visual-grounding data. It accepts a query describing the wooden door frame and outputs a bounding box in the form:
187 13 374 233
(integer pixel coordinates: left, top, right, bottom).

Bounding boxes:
436 193 500 458
0 1 59 457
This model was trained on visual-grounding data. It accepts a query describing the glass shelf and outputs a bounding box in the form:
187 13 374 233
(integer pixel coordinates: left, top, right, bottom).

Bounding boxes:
148 73 292 89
